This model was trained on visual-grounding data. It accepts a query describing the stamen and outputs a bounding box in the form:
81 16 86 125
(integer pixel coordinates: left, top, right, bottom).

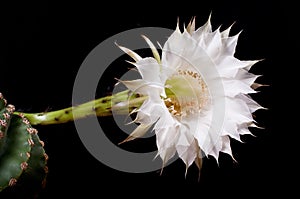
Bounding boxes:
164 69 209 117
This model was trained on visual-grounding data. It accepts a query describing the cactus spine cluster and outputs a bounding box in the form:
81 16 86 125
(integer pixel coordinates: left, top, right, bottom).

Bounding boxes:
0 93 48 194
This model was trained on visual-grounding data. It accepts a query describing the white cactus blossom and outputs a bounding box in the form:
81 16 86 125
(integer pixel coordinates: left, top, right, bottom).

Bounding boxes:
117 16 264 174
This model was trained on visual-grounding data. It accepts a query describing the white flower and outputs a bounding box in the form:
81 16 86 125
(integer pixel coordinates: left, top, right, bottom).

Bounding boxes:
117 16 264 174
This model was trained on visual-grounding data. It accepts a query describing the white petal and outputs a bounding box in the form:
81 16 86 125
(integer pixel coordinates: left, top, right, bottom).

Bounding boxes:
141 35 161 63
237 94 265 113
220 33 240 56
115 43 142 62
235 69 261 86
119 123 152 144
177 124 194 146
220 136 235 159
238 123 254 135
156 126 179 150
120 79 162 96
192 15 212 40
186 17 196 34
156 145 177 170
239 128 253 135
243 60 261 71
154 105 177 130
135 99 162 124
161 30 185 70
186 111 215 157
204 29 222 60
222 120 241 142
133 57 162 83
155 126 180 165
223 79 256 97
177 138 198 170
215 56 252 77
220 22 235 38
225 97 254 124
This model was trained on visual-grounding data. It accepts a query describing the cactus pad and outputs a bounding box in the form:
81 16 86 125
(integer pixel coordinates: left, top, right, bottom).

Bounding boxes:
0 93 48 194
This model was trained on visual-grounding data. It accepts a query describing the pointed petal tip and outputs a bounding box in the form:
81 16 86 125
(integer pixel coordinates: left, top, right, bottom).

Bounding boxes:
156 41 163 49
208 11 212 21
118 134 139 145
114 41 119 47
115 43 142 62
232 156 238 163
186 16 196 33
251 83 270 90
160 160 166 176
176 17 181 33
184 165 189 179
230 21 237 28
118 138 130 145
125 60 136 65
141 35 161 63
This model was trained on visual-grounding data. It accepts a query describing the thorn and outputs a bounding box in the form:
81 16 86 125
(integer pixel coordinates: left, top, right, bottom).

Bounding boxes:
3 99 7 106
20 162 28 170
44 153 49 161
27 128 36 134
22 118 30 125
8 178 17 187
3 112 10 120
0 119 7 127
6 104 15 113
28 138 35 146
39 140 45 147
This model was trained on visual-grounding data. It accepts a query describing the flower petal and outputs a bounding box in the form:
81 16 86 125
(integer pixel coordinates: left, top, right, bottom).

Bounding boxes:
222 79 256 97
236 69 261 86
119 123 152 144
132 58 162 83
237 94 265 113
115 43 142 62
176 138 198 171
155 126 179 166
186 17 196 34
220 32 240 56
141 35 161 63
156 126 179 151
220 136 235 160
220 22 235 38
120 79 162 95
192 14 212 39
135 98 162 124
225 97 254 124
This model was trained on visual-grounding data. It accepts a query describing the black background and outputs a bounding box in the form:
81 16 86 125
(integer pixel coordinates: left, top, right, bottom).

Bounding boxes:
0 0 281 198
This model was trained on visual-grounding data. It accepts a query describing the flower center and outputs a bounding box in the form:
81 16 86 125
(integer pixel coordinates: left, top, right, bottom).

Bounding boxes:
164 69 209 117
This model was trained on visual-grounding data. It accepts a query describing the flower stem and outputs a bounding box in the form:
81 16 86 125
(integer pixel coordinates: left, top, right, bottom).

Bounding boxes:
14 90 147 125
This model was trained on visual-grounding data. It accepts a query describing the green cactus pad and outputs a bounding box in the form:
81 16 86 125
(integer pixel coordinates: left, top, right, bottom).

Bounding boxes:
0 114 32 191
0 96 14 156
17 132 48 189
0 93 48 196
